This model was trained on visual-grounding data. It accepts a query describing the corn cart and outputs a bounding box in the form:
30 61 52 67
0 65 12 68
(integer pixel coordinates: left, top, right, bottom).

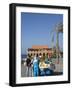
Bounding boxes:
39 60 55 76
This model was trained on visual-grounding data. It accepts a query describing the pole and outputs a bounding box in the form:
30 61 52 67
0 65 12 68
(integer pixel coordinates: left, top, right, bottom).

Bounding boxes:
56 29 59 64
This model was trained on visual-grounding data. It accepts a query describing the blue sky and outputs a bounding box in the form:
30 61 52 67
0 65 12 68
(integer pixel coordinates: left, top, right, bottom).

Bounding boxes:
21 12 63 54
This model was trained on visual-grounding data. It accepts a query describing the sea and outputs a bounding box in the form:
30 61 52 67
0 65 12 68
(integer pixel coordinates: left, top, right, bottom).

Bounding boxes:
21 54 27 60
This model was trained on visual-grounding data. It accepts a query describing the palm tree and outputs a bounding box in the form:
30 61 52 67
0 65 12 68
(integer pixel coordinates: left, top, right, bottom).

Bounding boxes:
56 22 63 64
51 22 63 64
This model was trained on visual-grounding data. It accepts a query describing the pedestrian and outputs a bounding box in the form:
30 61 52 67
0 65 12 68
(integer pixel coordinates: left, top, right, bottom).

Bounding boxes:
33 55 39 77
48 54 52 64
26 55 31 77
31 58 34 77
45 54 49 64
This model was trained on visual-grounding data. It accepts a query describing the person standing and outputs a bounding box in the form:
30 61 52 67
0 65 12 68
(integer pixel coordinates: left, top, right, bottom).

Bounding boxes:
26 55 31 77
33 55 39 77
31 58 34 77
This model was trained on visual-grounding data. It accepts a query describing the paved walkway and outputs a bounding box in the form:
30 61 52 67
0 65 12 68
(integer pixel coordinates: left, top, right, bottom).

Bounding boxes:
21 58 63 77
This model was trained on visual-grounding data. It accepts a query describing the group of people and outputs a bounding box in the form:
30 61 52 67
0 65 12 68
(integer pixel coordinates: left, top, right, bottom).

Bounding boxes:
25 54 52 77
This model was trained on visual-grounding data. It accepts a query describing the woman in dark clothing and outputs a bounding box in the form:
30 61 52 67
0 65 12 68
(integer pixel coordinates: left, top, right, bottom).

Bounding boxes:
26 56 31 77
26 58 31 67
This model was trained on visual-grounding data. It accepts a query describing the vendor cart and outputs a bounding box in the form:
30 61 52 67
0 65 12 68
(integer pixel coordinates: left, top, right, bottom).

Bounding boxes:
39 60 55 76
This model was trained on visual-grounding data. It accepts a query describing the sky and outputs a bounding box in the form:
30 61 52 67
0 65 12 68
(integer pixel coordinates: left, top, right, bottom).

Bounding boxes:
21 12 63 54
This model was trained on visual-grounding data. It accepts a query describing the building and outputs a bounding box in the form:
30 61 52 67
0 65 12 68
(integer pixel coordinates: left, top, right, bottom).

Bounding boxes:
27 45 54 57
